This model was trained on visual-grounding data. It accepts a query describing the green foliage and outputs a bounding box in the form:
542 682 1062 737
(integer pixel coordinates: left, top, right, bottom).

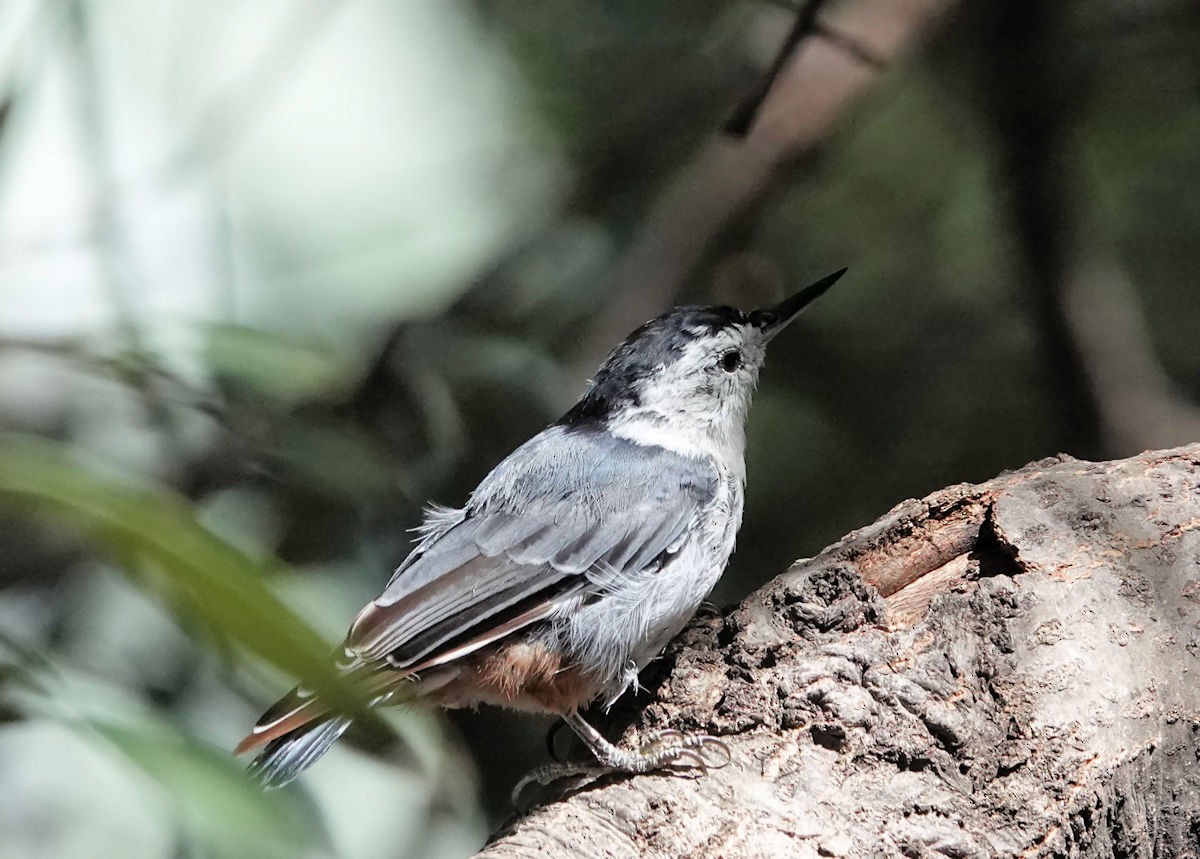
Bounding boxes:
89 716 327 856
0 636 329 857
205 324 352 406
0 437 371 720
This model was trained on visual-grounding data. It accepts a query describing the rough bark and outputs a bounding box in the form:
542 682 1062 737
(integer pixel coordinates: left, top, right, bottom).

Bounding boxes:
478 445 1200 858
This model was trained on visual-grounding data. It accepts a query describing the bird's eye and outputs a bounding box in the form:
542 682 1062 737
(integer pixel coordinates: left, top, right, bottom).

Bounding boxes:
719 350 742 373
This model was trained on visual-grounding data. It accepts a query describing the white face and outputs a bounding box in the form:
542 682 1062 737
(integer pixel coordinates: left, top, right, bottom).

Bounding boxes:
616 321 768 449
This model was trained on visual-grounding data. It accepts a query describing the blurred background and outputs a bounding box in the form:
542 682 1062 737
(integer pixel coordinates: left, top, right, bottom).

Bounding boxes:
1 1 1198 856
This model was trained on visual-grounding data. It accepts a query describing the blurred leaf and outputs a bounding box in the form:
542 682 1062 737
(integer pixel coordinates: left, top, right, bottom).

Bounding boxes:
90 716 329 857
274 421 397 498
1 652 331 859
0 436 373 721
0 627 57 697
205 324 352 405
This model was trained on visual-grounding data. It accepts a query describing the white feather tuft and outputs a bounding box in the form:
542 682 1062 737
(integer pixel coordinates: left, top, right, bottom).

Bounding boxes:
410 503 466 550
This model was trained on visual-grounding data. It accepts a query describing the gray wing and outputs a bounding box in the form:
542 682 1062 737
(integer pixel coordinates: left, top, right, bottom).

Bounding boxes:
346 426 718 670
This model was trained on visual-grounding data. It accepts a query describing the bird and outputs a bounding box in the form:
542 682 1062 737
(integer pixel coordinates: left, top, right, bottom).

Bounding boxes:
235 267 846 788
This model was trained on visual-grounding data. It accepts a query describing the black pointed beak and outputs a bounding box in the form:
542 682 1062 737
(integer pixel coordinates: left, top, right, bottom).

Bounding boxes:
751 267 846 342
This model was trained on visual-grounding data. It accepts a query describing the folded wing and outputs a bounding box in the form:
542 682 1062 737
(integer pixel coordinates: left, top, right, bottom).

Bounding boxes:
346 426 718 672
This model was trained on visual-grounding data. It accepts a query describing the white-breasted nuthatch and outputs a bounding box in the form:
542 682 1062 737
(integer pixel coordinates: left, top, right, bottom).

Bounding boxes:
236 268 846 787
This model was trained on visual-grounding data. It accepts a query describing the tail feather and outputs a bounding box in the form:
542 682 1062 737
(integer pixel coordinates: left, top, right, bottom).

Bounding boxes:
246 716 354 788
235 684 329 756
236 660 402 757
237 667 417 787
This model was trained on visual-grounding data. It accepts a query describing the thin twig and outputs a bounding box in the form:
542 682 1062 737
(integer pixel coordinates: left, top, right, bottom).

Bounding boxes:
64 0 193 463
814 22 886 70
0 335 229 424
724 0 830 137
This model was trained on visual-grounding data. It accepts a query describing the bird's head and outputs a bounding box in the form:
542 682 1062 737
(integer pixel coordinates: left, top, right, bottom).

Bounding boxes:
559 268 845 454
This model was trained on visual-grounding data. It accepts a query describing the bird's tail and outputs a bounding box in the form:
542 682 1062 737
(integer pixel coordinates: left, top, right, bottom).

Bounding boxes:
236 661 402 788
245 714 354 788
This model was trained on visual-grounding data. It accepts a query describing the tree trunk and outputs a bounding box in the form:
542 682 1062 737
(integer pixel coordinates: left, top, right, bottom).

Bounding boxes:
477 445 1200 858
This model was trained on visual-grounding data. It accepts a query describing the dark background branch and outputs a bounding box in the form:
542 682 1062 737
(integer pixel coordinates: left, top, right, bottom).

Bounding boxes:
724 0 831 137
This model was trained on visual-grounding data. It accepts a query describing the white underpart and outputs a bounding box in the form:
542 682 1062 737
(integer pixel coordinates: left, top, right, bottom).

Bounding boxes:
544 467 744 703
543 326 766 700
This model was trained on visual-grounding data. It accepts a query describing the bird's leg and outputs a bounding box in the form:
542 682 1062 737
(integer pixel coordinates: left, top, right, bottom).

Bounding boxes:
512 711 730 808
564 711 730 773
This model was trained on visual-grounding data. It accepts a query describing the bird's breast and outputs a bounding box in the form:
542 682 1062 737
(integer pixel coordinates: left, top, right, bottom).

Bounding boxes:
546 460 745 701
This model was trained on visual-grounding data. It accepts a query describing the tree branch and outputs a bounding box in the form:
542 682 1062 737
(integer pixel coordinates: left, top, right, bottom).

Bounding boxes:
723 0 832 138
570 0 956 387
480 444 1200 857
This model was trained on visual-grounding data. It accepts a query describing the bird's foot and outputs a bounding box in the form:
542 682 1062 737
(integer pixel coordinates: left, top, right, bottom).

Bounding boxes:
511 726 730 809
603 728 731 774
511 762 607 810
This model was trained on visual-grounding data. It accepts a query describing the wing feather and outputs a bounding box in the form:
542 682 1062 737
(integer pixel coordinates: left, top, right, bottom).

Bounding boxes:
345 427 718 669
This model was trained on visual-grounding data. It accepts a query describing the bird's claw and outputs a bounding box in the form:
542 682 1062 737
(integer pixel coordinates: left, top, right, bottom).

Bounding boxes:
637 729 731 773
511 728 732 809
511 762 605 810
